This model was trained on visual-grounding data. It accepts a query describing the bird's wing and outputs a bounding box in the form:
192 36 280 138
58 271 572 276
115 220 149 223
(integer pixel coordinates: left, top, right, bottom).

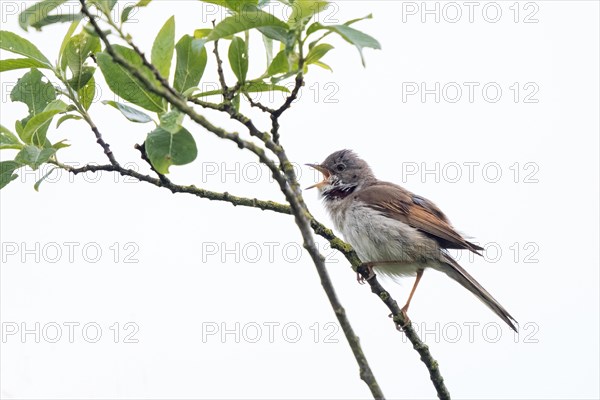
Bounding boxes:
355 182 483 255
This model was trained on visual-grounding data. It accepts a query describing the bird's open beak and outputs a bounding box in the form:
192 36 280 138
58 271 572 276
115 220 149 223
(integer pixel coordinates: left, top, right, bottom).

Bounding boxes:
305 163 330 190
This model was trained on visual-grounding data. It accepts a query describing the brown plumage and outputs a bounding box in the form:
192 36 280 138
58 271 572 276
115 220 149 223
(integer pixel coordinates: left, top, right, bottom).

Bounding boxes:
355 182 484 255
308 149 518 332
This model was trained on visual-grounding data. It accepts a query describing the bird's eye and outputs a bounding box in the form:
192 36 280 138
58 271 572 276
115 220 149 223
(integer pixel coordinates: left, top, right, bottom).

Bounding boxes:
335 163 346 172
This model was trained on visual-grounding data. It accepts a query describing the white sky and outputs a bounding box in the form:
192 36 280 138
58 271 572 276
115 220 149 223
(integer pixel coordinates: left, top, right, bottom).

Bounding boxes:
1 1 599 399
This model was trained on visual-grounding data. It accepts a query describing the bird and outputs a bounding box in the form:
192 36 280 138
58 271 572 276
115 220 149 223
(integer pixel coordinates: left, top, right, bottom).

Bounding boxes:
306 149 518 332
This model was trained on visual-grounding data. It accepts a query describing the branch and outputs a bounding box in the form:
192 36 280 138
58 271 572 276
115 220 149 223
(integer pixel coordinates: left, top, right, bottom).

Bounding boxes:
356 266 451 400
82 113 119 166
212 37 231 101
77 4 449 398
271 72 303 144
258 38 450 398
51 160 291 214
243 92 276 114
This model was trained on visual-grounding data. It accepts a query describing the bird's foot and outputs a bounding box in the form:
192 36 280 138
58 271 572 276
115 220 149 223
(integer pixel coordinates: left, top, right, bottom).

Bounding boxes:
356 262 375 284
392 307 412 331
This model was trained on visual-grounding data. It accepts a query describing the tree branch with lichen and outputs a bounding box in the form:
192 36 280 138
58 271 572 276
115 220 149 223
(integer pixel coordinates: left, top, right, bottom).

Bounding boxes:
76 1 451 398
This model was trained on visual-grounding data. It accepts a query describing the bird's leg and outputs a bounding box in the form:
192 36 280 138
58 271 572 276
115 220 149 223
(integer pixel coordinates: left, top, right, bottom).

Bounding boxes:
397 269 424 328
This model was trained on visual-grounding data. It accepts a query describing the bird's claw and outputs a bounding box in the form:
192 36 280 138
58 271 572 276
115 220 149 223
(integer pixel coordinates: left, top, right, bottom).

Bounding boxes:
392 308 412 331
356 262 375 284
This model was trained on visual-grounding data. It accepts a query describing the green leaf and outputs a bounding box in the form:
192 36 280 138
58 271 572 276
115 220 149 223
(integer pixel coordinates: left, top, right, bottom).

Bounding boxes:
29 13 81 30
205 10 288 42
102 100 153 123
15 145 56 170
34 167 57 191
182 86 199 97
59 19 82 72
173 35 207 93
0 58 48 72
0 161 21 190
232 93 241 111
0 125 23 150
311 60 332 71
82 23 111 38
18 0 68 31
21 100 68 146
159 110 184 133
67 66 95 90
306 14 373 44
151 16 175 79
122 0 152 22
89 0 118 15
10 69 56 118
96 45 166 112
56 114 82 128
306 23 380 66
288 0 329 27
306 43 333 65
44 99 69 112
64 32 100 78
193 29 212 39
261 33 274 65
228 36 248 83
256 26 294 47
243 81 290 93
15 121 24 137
146 126 197 174
268 50 298 76
78 76 96 110
10 69 56 132
0 31 51 67
52 139 70 150
343 13 374 27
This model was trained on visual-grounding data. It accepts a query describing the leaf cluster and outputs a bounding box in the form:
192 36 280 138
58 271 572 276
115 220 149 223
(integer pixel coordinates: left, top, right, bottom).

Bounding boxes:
0 0 380 189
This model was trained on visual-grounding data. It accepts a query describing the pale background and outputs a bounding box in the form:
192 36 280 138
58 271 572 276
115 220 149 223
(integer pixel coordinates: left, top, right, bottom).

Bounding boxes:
1 1 599 399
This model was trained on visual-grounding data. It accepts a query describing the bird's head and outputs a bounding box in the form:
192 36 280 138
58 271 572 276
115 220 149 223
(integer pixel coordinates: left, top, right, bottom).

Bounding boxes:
306 149 375 199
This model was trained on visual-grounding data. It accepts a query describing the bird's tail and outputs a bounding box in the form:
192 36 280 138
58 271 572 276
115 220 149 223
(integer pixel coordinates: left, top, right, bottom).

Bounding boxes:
439 253 518 332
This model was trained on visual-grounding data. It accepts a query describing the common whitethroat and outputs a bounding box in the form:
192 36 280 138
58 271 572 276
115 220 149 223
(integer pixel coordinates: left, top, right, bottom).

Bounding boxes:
307 149 517 332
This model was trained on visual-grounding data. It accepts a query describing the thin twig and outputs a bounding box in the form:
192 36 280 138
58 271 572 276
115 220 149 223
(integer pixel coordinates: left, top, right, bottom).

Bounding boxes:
89 122 119 166
270 35 305 144
271 73 303 144
50 160 290 213
243 92 276 113
212 38 230 101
